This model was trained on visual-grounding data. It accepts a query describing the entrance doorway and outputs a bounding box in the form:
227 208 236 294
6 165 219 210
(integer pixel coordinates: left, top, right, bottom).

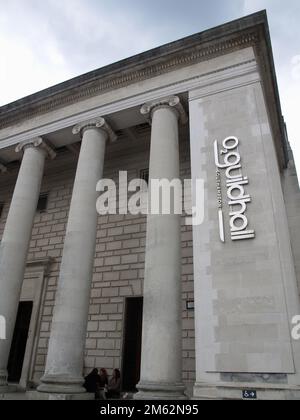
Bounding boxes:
122 297 143 391
7 301 33 383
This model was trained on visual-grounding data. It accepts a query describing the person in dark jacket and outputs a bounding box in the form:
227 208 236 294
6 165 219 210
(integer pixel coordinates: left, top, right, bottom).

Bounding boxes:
83 368 101 398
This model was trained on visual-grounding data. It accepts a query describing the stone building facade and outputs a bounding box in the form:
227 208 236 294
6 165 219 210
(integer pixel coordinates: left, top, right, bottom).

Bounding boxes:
0 11 300 400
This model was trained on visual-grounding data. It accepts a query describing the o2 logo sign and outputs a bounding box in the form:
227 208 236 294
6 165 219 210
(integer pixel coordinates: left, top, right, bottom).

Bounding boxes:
0 315 6 340
292 316 300 341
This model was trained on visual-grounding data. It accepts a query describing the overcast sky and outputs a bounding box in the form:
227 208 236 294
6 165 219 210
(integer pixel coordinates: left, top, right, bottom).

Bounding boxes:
0 0 299 172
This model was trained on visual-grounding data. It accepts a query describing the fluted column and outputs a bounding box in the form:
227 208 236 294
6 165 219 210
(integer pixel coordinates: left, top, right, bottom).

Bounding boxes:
0 138 55 388
135 96 187 400
38 118 116 395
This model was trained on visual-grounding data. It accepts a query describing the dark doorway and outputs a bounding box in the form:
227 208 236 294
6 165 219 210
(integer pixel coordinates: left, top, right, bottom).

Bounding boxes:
122 297 143 392
7 301 33 383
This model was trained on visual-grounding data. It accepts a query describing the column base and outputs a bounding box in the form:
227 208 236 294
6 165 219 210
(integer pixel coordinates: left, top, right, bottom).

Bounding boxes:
0 369 8 387
0 385 18 394
193 382 300 400
37 374 85 395
134 381 187 400
0 369 18 395
27 391 94 400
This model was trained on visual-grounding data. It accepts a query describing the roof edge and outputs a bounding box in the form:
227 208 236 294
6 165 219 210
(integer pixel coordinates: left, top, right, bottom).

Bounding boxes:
0 10 267 115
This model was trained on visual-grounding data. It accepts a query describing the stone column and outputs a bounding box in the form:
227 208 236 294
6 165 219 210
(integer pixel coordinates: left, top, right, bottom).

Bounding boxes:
135 96 187 400
38 118 116 395
0 138 55 388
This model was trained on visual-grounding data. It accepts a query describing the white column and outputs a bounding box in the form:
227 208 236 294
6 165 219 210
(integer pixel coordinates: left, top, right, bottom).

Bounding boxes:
0 138 55 388
135 96 187 400
38 118 116 395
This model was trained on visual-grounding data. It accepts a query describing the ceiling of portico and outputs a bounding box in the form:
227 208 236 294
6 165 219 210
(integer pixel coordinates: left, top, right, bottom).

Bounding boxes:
0 94 189 166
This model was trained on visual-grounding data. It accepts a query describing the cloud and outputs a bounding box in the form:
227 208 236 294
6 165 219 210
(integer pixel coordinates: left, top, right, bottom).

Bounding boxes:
0 0 245 104
0 0 168 104
0 0 71 103
43 0 160 70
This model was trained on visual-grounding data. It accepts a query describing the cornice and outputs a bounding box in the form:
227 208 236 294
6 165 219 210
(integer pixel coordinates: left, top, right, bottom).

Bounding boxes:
0 31 259 129
0 58 258 151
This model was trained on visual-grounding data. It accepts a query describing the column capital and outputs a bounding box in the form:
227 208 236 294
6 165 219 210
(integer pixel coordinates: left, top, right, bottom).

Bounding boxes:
140 96 188 125
72 117 117 142
15 137 56 160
